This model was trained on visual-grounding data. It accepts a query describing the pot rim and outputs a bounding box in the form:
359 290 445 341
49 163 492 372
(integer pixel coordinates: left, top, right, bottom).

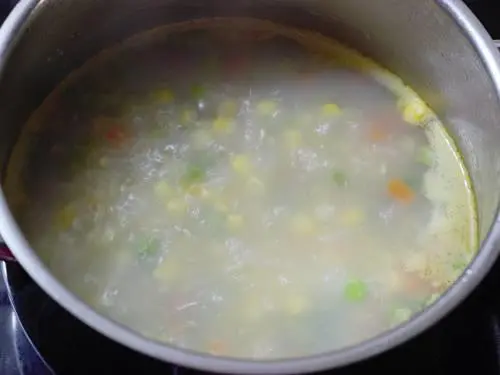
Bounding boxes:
1 0 500 373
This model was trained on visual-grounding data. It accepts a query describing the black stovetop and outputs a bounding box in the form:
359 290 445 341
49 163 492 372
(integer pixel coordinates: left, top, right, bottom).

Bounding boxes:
2 1 500 374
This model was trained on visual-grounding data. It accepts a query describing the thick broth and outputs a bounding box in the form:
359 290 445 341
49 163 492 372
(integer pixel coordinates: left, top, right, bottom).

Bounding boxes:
5 19 477 359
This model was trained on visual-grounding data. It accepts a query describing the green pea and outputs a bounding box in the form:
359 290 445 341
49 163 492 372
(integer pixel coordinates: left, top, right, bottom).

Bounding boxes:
137 237 160 259
416 145 434 167
344 280 368 302
181 165 205 188
332 170 348 187
190 84 206 99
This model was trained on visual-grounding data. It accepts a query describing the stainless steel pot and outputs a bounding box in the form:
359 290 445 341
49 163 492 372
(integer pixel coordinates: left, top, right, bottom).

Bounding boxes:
1 0 500 373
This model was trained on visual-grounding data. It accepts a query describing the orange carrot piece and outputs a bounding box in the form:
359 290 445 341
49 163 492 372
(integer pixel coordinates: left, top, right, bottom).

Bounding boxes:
387 179 415 204
367 112 399 142
208 340 227 356
401 272 431 295
105 127 126 145
368 126 389 142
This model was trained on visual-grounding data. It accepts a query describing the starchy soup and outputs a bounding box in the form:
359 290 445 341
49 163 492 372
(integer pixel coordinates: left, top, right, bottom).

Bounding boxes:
4 18 477 359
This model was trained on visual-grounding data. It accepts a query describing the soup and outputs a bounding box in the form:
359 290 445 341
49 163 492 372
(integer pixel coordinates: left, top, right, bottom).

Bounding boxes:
4 18 477 359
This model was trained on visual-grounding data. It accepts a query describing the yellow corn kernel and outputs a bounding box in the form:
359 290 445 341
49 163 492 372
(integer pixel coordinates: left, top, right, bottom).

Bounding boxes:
217 100 239 118
283 129 303 150
154 181 173 198
227 214 244 230
340 208 366 227
231 154 253 176
166 198 187 216
321 103 341 116
181 109 197 123
153 259 180 282
153 89 175 103
399 97 429 125
290 214 317 236
246 177 266 196
187 184 210 199
56 205 76 230
213 200 229 213
213 117 234 134
256 100 278 116
283 293 310 315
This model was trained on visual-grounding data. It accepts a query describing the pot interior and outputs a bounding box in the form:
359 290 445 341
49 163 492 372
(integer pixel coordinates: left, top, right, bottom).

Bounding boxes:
1 0 500 241
0 0 500 371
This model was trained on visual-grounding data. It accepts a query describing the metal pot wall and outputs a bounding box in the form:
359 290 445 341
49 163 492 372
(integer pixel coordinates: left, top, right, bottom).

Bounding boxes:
1 0 500 373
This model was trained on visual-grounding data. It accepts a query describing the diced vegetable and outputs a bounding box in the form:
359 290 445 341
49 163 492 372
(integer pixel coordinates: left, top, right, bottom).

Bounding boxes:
290 214 317 236
332 170 348 187
231 154 253 176
152 89 175 103
256 100 278 116
391 307 412 325
283 292 310 315
190 84 206 99
398 97 429 125
321 103 341 117
283 130 303 150
217 100 239 118
166 198 187 216
387 179 415 204
340 208 366 227
153 258 180 281
187 184 210 199
208 340 227 356
400 272 430 295
416 145 434 167
213 117 234 134
213 200 230 213
227 214 244 230
56 205 76 230
105 127 127 145
344 280 368 302
154 181 173 198
137 237 160 258
181 109 198 123
368 125 389 142
181 165 205 189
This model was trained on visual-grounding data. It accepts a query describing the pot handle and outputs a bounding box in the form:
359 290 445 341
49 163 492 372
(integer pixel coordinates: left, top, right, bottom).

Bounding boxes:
0 235 15 262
